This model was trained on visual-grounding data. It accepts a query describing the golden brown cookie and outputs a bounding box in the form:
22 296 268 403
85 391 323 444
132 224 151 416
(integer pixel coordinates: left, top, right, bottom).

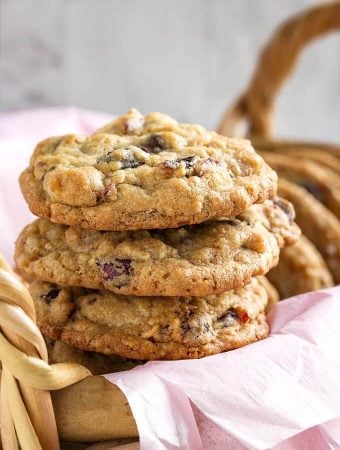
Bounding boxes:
253 143 340 176
20 109 277 231
278 178 340 283
259 151 340 218
46 339 141 375
31 277 269 360
267 235 334 299
253 139 340 160
257 276 279 312
15 199 300 297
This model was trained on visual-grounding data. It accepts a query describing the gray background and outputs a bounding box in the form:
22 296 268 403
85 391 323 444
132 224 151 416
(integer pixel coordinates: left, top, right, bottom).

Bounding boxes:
1 0 340 141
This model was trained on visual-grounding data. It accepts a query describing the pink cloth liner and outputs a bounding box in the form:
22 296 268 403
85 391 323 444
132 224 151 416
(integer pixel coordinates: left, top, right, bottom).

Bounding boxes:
1 108 339 450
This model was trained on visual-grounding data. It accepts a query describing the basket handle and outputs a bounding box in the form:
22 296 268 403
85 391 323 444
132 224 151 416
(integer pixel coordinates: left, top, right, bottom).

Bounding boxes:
217 2 340 138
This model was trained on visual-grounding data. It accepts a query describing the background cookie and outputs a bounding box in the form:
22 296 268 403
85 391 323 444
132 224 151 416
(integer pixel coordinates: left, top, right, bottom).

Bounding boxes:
260 151 340 218
46 339 141 375
257 276 279 313
15 199 300 297
267 235 334 299
263 147 340 177
31 277 269 360
278 178 340 283
20 109 277 231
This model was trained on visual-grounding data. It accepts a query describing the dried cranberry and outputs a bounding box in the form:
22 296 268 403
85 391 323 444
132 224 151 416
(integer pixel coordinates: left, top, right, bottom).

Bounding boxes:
142 134 169 154
42 289 60 304
273 198 295 223
97 259 133 284
239 311 249 324
100 182 115 198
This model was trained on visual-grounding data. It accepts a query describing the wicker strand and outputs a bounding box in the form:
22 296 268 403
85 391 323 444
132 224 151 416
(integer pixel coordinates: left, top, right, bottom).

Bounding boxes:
217 1 340 138
0 253 91 450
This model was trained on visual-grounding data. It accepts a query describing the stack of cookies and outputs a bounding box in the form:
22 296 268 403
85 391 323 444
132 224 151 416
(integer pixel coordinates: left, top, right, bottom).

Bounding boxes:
15 109 300 365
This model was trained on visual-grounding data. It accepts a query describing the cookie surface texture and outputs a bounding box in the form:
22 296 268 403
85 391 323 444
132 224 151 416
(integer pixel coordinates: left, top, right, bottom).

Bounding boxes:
31 278 269 360
15 199 300 297
20 109 277 230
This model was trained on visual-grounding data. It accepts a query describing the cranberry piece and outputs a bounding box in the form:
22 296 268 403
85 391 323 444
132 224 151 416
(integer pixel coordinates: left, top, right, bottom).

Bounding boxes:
97 259 133 286
99 181 115 200
239 311 249 324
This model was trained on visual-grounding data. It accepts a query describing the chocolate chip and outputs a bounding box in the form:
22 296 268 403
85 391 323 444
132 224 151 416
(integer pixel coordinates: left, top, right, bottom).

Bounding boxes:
142 134 169 154
159 156 201 177
218 309 239 327
120 154 144 169
97 258 133 286
42 289 60 304
273 198 295 223
88 298 97 305
179 156 198 169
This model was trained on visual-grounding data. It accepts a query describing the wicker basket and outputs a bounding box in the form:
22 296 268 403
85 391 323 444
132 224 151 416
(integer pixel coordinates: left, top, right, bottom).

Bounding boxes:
217 1 340 160
1 3 340 450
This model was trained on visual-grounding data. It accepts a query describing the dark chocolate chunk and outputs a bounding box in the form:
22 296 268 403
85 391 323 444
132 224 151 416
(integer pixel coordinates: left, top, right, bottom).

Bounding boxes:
142 134 169 154
42 289 60 304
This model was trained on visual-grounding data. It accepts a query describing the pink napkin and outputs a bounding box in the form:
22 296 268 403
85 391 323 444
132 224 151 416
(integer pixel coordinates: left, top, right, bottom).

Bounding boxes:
2 108 340 450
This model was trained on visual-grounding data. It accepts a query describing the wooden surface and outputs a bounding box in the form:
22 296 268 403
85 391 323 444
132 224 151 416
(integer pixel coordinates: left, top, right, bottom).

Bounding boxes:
1 0 340 141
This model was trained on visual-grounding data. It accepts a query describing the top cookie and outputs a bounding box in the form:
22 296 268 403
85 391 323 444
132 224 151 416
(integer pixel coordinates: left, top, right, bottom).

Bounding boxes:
20 109 277 231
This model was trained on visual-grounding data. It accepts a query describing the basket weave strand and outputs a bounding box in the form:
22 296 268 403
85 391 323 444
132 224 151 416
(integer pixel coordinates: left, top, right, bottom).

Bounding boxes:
0 253 91 450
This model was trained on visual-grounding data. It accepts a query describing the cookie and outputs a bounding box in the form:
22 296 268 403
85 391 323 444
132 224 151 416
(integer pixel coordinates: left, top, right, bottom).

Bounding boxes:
15 199 300 297
259 151 340 217
46 339 141 375
257 276 279 313
20 109 277 231
268 148 340 176
267 235 334 299
278 178 340 283
254 139 340 161
30 277 269 360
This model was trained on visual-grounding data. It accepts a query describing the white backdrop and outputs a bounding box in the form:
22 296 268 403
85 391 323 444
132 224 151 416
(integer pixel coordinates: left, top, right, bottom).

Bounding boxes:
1 0 340 141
